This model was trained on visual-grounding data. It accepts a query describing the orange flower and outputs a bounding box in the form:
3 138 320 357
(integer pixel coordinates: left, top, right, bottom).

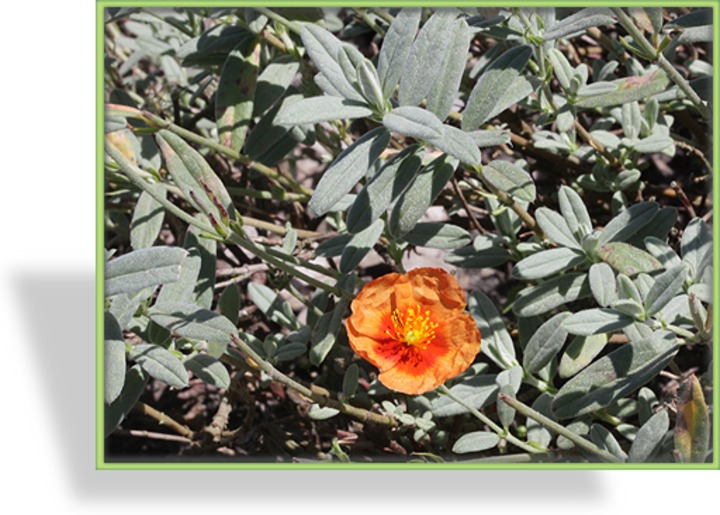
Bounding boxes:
345 267 481 395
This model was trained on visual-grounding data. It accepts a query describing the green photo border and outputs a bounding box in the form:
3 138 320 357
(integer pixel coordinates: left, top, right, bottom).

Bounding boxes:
96 0 720 470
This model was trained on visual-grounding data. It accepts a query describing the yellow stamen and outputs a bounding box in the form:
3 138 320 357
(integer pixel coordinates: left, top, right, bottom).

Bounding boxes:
385 304 438 349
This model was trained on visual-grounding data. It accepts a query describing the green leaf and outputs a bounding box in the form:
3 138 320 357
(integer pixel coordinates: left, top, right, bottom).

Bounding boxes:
627 410 669 463
562 307 634 336
482 160 536 202
681 218 712 282
468 291 517 369
245 93 308 165
548 48 574 90
104 311 127 404
308 404 340 420
156 130 235 223
218 283 241 325
342 363 360 399
645 265 687 316
253 56 300 118
346 145 423 233
558 334 608 379
674 374 710 463
428 125 482 165
300 24 364 102
552 331 678 419
588 262 617 307
399 9 462 107
525 393 556 448
130 189 166 250
590 424 627 461
184 354 231 388
149 301 239 354
377 8 422 98
496 366 523 428
452 431 500 454
576 69 670 108
275 96 372 125
469 129 512 148
644 236 682 270
598 242 662 276
308 127 391 217
382 106 444 140
535 207 581 250
247 282 299 330
512 247 586 280
626 207 677 249
523 312 572 374
129 343 189 388
105 247 187 297
274 341 308 362
402 222 472 249
156 226 215 309
105 365 148 437
310 297 350 366
444 245 511 269
425 16 471 120
216 38 260 151
431 374 498 417
558 185 592 239
513 273 592 317
462 45 532 130
389 154 457 237
340 219 384 273
542 8 615 41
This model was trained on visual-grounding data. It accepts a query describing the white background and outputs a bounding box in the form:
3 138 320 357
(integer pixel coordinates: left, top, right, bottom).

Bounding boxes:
0 1 715 512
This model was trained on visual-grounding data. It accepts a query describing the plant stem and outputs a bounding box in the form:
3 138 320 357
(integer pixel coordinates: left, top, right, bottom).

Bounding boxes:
437 385 545 454
498 394 624 463
252 7 302 35
611 7 710 119
226 340 398 426
352 8 386 36
134 401 195 438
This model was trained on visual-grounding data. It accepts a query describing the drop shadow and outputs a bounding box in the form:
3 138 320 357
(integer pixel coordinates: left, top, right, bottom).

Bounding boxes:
15 270 603 503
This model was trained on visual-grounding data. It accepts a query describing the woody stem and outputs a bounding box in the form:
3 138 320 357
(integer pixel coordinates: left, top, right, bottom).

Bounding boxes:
437 385 545 454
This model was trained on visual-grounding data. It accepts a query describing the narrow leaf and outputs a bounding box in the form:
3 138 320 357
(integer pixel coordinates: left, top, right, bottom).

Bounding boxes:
184 354 231 389
628 410 669 463
346 145 423 233
308 127 391 217
523 312 572 374
589 262 617 307
462 45 532 130
105 247 187 297
104 311 127 404
483 160 536 202
598 242 662 276
431 374 498 417
513 273 592 317
512 247 585 280
402 222 472 249
389 154 457 236
558 334 608 379
576 69 670 108
535 207 581 250
216 39 261 151
382 105 444 140
300 24 364 102
247 282 299 330
558 185 592 239
377 8 422 98
130 189 166 250
563 307 634 336
452 431 500 454
105 365 148 437
428 125 482 165
468 291 517 369
542 8 615 41
645 265 687 316
552 331 678 419
129 343 189 388
149 301 239 352
275 96 372 125
340 219 384 273
674 374 710 463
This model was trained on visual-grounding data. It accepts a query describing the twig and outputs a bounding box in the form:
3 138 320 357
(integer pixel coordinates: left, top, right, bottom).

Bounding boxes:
451 176 487 234
133 401 195 439
611 8 710 119
225 341 399 427
438 385 545 454
498 394 624 463
114 428 193 444
671 181 697 218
